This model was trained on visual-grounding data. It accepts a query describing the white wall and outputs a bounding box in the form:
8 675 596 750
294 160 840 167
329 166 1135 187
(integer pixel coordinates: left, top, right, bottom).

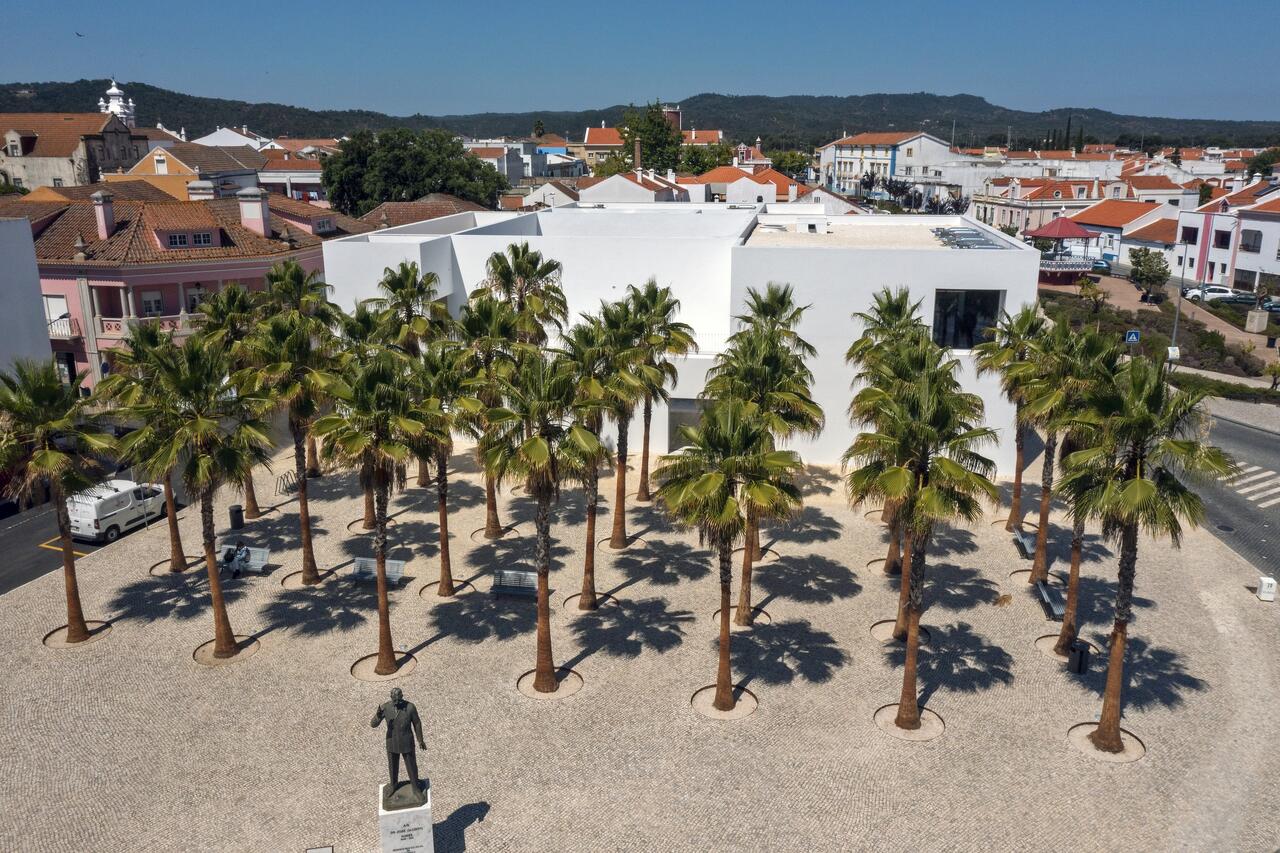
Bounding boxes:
0 219 57 370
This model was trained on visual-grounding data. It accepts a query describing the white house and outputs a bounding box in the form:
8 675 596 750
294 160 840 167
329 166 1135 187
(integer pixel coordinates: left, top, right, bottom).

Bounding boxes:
1120 219 1183 281
1175 180 1280 289
523 181 580 208
818 131 963 197
321 204 1038 472
465 146 526 183
0 217 60 373
1233 196 1280 293
577 172 689 204
1069 200 1167 263
189 125 273 150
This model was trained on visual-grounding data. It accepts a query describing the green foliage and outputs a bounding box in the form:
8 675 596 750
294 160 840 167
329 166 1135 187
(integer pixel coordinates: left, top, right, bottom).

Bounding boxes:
1199 299 1280 338
998 224 1020 237
322 128 509 216
618 101 684 173
1078 278 1109 312
0 181 27 196
592 151 631 177
1198 183 1214 206
1246 147 1280 177
766 150 811 175
1127 247 1171 294
678 142 733 175
1165 370 1280 404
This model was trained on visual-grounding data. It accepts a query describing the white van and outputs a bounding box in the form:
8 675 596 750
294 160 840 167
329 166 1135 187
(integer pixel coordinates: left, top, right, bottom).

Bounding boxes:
68 479 165 543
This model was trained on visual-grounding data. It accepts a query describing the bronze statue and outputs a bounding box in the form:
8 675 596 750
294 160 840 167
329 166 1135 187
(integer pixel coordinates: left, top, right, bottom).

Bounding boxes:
371 687 427 807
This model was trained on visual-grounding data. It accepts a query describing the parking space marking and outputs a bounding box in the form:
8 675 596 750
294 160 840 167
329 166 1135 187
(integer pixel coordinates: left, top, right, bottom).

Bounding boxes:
38 537 90 558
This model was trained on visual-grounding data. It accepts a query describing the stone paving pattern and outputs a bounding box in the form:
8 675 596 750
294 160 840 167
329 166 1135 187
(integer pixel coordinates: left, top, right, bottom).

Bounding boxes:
2 441 1279 852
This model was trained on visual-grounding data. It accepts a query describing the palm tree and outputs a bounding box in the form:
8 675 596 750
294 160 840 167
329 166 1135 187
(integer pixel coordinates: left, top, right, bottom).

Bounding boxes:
244 313 341 585
195 283 268 518
1013 325 1119 583
96 324 191 571
598 298 651 549
654 399 802 711
973 307 1046 532
126 339 272 658
315 351 439 675
626 279 696 503
334 300 393 529
458 296 522 539
0 361 113 644
732 282 816 358
483 351 602 692
845 337 998 730
1061 356 1230 753
475 242 566 343
414 342 480 596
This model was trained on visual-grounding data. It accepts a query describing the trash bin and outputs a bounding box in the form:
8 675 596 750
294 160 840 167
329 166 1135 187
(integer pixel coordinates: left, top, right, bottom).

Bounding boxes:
1267 335 1277 349
1067 641 1090 675
229 504 244 530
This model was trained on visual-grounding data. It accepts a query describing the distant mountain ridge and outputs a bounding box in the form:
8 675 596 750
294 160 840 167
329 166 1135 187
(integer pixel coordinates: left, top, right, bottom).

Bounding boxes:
3 79 1278 150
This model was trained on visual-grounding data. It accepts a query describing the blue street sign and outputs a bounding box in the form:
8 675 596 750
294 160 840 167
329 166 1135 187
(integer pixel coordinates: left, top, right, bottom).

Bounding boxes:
1125 330 1141 344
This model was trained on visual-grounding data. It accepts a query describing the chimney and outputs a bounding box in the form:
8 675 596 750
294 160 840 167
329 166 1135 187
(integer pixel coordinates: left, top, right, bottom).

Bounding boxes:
634 139 642 171
187 180 215 201
236 186 271 236
378 210 390 229
666 168 676 183
1091 177 1100 198
90 190 115 239
1010 178 1020 200
73 234 88 261
242 125 249 135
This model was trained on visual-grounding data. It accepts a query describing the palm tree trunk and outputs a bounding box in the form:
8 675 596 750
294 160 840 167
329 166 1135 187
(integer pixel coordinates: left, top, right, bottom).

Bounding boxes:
1054 514 1085 657
1005 417 1026 531
435 447 455 597
713 542 735 712
579 469 598 610
363 482 375 530
292 421 319 585
1090 522 1138 753
636 395 653 502
201 492 238 658
894 530 929 730
735 513 756 626
242 471 262 520
372 470 398 676
883 500 902 576
533 491 557 692
1030 431 1058 583
483 472 503 539
609 415 630 548
53 484 90 643
892 532 915 641
750 520 763 562
163 472 187 572
306 433 321 477
416 454 431 488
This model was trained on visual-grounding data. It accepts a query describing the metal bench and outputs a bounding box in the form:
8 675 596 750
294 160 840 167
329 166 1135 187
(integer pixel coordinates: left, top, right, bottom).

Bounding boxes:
352 556 406 585
491 568 537 599
219 545 270 574
1035 580 1065 622
1013 529 1036 560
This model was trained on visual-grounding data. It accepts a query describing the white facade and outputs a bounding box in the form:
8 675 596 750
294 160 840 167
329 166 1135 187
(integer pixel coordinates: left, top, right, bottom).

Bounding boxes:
97 80 136 128
1232 204 1280 293
323 204 1039 473
0 218 58 372
190 126 272 149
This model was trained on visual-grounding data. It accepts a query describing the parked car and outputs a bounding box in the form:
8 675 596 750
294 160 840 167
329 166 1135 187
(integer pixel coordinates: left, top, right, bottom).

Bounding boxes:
1184 285 1240 302
1091 259 1112 275
1261 296 1280 314
67 479 165 543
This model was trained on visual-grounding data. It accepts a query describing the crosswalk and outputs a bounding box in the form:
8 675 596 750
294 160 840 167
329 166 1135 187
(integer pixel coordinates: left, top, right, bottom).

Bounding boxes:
1221 465 1280 509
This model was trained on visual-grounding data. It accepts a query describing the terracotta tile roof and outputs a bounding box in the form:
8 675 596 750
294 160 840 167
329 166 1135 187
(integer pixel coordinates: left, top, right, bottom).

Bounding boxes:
160 143 267 174
1021 180 1103 201
684 165 754 184
1223 159 1248 172
498 194 526 210
1198 181 1276 211
131 126 183 142
682 129 723 144
358 194 487 227
0 112 117 156
1125 218 1179 243
1004 150 1039 159
270 137 340 153
534 134 569 147
1246 196 1280 214
261 158 324 172
26 180 174 203
1070 199 1161 228
583 127 623 146
466 147 508 159
143 202 220 231
574 176 607 189
543 180 579 200
1126 175 1181 191
749 167 800 194
824 131 918 148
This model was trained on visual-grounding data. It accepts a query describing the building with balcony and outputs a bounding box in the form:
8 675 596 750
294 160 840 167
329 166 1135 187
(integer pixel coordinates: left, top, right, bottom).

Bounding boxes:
322 203 1037 472
1174 179 1280 290
0 188 372 386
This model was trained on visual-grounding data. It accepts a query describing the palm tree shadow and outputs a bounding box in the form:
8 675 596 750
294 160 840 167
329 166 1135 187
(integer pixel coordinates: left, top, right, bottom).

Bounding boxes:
231 510 330 554
337 535 422 568
925 563 1001 612
425 591 536 645
434 801 491 853
561 596 692 671
755 554 861 607
257 580 377 637
1043 526 1114 566
1073 574 1157 626
924 526 978 558
763 505 842 548
609 539 709 594
107 570 249 624
883 622 1014 706
462 531 571 577
794 464 840 498
727 619 850 689
1077 634 1206 711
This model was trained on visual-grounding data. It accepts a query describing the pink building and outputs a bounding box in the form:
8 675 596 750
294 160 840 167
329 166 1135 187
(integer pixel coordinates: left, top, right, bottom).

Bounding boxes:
0 187 372 386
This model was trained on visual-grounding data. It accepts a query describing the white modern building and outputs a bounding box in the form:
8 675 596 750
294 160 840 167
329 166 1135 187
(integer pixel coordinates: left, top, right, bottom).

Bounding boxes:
1175 180 1280 289
1235 197 1280 293
0 217 60 373
322 203 1038 472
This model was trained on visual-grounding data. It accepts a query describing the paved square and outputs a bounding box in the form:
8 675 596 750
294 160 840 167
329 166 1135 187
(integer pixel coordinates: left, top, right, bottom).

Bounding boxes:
2 445 1278 851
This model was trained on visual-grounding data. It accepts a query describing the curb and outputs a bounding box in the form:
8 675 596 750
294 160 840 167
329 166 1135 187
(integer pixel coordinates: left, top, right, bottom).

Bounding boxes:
1211 411 1280 438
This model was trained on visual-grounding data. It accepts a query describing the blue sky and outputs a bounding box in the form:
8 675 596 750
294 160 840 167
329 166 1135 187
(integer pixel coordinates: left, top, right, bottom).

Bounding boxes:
8 0 1275 120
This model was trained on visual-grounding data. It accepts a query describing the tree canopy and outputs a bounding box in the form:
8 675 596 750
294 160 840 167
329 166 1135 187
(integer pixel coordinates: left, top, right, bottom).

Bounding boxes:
618 101 684 173
322 128 509 216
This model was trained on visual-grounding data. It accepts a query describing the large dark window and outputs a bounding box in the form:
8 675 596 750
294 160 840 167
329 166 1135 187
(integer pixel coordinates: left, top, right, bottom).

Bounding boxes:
667 398 708 451
932 290 1003 350
1213 229 1232 249
1180 225 1199 245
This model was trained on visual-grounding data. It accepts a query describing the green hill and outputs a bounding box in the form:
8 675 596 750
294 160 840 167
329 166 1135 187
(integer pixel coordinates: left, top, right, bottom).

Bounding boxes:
3 79 1278 151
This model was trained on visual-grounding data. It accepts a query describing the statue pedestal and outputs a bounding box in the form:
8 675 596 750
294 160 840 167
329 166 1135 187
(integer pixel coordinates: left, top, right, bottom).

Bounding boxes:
379 781 433 853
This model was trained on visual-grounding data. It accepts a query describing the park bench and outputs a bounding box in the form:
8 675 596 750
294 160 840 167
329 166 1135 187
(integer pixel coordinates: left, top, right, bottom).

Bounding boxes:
352 556 406 585
1035 580 1065 622
491 568 537 599
219 545 270 574
1013 529 1036 559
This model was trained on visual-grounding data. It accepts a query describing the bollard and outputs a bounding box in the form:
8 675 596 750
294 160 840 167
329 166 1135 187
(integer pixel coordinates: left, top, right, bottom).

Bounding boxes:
229 504 244 530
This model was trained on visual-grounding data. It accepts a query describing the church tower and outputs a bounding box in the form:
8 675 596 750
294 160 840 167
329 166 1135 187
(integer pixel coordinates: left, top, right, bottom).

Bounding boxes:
97 80 136 128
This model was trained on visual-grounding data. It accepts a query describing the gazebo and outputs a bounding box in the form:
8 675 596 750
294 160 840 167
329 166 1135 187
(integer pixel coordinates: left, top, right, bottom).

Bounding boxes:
1028 216 1100 284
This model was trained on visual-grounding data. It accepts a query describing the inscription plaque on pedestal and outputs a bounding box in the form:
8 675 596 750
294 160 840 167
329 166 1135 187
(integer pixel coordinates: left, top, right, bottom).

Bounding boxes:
379 781 433 853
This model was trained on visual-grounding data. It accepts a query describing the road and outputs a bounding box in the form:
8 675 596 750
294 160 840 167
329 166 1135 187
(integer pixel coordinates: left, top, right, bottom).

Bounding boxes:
1202 416 1280 579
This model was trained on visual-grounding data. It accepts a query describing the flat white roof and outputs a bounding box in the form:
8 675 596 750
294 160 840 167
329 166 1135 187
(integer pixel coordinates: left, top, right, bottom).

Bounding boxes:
745 216 1023 251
